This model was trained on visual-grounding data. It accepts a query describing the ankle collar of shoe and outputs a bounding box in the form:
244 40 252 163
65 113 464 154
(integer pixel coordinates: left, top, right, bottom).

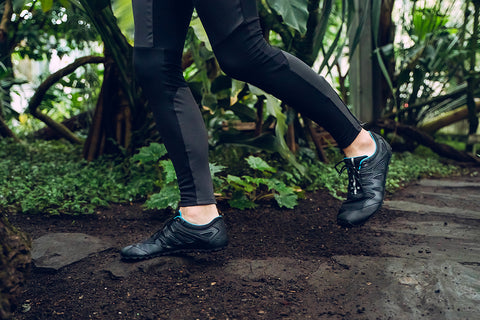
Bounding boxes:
344 131 378 169
176 211 222 228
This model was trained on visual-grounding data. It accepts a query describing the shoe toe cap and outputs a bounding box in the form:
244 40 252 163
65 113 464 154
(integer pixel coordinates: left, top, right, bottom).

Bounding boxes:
338 202 381 227
120 244 149 258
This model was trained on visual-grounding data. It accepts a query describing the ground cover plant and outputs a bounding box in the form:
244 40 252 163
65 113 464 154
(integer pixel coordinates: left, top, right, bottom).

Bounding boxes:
0 137 461 216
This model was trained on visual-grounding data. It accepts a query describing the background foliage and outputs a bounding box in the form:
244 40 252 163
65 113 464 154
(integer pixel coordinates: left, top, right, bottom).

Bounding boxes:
0 0 477 215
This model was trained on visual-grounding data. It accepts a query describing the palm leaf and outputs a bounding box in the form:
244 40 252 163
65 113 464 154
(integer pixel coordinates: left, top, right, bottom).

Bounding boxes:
266 0 309 35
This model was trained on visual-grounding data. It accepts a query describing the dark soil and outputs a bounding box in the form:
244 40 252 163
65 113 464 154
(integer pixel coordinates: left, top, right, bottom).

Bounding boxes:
7 187 416 320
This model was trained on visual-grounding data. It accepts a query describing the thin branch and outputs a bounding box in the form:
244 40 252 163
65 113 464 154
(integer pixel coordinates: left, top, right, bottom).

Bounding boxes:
375 119 480 164
0 115 19 141
0 0 12 41
28 55 105 114
27 55 105 144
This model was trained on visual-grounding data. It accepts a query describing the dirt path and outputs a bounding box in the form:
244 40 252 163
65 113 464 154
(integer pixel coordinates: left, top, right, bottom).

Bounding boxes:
9 173 480 320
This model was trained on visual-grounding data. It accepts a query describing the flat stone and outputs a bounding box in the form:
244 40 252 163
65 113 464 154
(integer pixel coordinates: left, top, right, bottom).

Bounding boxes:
307 255 480 319
420 191 480 201
383 200 480 219
417 179 480 188
32 233 113 271
372 219 480 240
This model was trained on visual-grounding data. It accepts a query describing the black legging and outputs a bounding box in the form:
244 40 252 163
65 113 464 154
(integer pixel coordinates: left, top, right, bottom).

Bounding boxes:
132 0 362 207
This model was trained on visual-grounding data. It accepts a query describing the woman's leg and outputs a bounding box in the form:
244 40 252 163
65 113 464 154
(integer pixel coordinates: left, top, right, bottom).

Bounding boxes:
122 1 228 261
194 0 363 149
131 0 219 224
194 0 391 226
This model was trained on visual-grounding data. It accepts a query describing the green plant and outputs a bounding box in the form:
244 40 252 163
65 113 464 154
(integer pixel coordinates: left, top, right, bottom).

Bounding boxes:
0 138 156 215
131 142 181 211
385 146 459 190
219 155 299 209
133 143 300 210
0 138 462 216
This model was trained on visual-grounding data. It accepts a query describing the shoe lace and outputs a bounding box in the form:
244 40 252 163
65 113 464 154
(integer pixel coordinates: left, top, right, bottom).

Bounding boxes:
335 158 363 198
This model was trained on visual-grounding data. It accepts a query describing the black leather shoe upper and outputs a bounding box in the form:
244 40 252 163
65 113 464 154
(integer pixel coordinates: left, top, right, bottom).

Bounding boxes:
121 216 228 260
336 132 392 227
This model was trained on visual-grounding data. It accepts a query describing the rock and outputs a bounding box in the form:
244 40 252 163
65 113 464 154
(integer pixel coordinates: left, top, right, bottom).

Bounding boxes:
0 216 31 319
32 233 112 271
383 200 480 219
417 180 480 188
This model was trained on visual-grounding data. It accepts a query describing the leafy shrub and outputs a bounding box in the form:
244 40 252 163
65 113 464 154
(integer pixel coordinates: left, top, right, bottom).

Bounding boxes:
0 139 156 215
133 143 299 210
0 139 461 216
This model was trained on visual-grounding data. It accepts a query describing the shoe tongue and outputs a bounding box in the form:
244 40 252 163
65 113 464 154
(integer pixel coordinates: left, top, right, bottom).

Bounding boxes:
349 155 368 167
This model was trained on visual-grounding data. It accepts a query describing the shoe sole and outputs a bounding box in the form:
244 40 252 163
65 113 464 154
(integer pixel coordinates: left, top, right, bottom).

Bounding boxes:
120 245 227 261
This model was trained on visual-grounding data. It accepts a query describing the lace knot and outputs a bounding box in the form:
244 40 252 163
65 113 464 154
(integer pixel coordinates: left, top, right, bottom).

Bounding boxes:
335 158 364 198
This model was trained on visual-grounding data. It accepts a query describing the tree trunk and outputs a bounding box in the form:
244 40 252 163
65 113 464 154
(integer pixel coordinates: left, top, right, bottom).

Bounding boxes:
466 0 480 152
0 116 18 141
0 216 31 319
33 111 91 140
375 119 480 163
83 56 133 160
79 1 147 160
374 0 395 116
419 99 480 134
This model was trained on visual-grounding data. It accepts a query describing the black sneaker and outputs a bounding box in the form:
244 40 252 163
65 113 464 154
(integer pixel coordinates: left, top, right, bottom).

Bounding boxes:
120 215 228 260
335 132 392 227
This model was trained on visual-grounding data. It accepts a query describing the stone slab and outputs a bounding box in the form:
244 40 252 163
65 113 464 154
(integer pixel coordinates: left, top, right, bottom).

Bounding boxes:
417 179 480 188
420 191 480 201
383 200 480 220
307 255 480 319
372 219 480 240
32 233 113 271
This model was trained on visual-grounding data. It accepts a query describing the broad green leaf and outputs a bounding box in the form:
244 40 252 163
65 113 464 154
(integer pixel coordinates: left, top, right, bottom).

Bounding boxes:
266 0 309 35
231 79 246 103
159 160 177 184
209 163 226 176
246 155 276 173
229 102 257 122
263 178 290 193
112 0 134 44
202 92 218 107
274 192 298 209
132 143 168 164
144 185 180 210
59 0 71 8
243 176 267 186
371 0 381 46
190 17 212 51
313 0 333 55
13 0 28 12
228 191 257 210
226 175 256 192
247 85 305 174
41 0 53 12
